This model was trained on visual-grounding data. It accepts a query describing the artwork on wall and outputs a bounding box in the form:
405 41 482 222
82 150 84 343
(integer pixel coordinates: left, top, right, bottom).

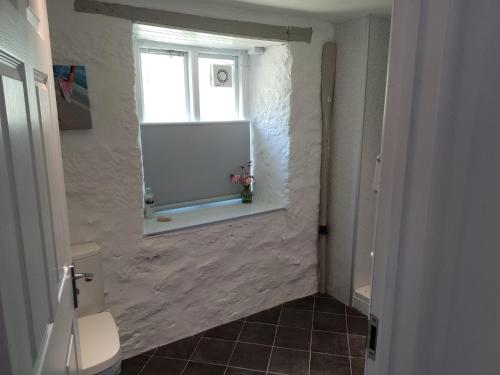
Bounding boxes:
53 65 93 130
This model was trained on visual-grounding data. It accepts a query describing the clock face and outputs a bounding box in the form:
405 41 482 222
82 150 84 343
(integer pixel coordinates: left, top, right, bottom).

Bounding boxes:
216 69 229 83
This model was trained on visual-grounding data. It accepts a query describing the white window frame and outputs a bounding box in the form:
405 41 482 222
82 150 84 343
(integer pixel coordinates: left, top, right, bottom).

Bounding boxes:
137 47 191 123
135 39 244 123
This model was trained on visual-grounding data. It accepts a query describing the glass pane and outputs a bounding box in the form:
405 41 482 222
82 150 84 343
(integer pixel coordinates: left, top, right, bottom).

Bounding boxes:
198 56 238 121
140 51 189 122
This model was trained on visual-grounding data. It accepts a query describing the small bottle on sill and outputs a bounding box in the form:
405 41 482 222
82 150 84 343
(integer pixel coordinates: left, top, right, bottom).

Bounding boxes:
144 188 156 219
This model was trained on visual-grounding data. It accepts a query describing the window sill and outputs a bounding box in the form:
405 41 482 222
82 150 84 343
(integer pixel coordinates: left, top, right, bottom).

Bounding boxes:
143 199 285 236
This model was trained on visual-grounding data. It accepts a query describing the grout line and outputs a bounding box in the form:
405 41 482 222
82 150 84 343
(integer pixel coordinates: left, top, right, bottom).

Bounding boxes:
284 305 365 319
223 317 246 375
308 294 316 375
226 365 267 373
192 327 359 340
345 305 353 375
153 346 353 361
180 334 204 375
136 348 156 375
242 320 366 337
265 304 283 374
243 321 279 327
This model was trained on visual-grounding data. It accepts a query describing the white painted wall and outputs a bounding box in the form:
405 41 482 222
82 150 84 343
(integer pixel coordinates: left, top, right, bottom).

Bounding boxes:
248 45 291 206
327 16 389 304
47 0 333 357
353 17 390 291
327 17 369 303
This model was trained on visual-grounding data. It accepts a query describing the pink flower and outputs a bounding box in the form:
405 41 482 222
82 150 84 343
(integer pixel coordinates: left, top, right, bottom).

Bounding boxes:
230 174 241 183
243 176 254 186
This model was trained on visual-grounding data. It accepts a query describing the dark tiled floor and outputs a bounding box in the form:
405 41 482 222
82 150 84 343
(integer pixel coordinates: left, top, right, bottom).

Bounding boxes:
122 293 368 375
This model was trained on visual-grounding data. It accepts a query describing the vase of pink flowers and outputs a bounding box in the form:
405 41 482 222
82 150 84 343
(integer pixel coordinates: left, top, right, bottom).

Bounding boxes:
230 161 254 204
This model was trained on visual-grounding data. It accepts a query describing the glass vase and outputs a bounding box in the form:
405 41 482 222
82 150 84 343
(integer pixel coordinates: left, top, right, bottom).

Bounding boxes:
241 186 253 204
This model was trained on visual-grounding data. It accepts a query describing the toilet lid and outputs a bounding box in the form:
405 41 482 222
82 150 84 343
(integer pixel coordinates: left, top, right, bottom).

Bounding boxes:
78 312 121 375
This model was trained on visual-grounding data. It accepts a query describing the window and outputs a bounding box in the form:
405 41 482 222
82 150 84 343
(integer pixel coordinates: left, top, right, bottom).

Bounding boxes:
137 43 241 123
198 55 238 121
140 50 190 122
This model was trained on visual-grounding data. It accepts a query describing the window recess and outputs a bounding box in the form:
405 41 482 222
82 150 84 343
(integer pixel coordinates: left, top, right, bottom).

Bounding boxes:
133 26 290 227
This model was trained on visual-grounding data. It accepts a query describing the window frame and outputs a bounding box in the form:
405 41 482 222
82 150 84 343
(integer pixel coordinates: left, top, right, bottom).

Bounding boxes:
136 39 243 124
138 47 191 123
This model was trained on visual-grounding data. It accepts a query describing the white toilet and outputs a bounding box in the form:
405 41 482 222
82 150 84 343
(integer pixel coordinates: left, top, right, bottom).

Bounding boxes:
72 242 122 375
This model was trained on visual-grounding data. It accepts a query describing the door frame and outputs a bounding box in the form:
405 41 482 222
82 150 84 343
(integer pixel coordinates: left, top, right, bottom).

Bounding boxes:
366 0 452 374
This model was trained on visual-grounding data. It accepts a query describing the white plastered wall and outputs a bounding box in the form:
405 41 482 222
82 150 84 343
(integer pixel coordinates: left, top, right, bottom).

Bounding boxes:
47 0 333 357
327 15 389 304
353 17 390 292
248 45 291 206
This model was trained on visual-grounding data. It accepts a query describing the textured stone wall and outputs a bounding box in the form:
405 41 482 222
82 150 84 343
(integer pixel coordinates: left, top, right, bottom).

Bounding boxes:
248 45 291 206
47 0 334 357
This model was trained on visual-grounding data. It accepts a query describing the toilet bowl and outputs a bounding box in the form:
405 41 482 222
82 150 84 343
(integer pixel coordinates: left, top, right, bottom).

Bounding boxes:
73 243 121 375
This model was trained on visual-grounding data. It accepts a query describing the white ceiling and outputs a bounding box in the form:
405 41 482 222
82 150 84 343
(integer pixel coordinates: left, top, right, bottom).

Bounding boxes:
202 0 392 22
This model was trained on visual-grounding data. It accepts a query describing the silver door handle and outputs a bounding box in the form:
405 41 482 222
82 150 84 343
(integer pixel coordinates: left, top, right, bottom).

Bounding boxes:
69 264 93 308
73 272 93 282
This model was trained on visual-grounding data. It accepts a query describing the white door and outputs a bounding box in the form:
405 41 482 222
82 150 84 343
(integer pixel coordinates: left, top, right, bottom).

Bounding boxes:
0 0 78 374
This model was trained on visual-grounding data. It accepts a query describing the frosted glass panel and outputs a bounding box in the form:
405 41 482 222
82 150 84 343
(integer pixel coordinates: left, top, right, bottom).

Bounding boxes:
140 51 189 122
198 57 238 121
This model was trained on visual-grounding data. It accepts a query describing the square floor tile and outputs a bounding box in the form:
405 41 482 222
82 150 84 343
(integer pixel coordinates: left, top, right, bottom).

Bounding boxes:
279 308 313 329
191 338 234 365
140 357 186 375
120 355 149 375
246 307 281 325
239 322 276 345
229 342 272 371
311 331 349 356
183 361 226 375
204 321 244 341
349 334 367 357
351 357 366 375
313 312 347 333
347 316 368 336
155 335 201 359
310 352 351 375
274 326 311 351
314 297 346 315
268 347 309 375
283 296 315 311
225 368 264 375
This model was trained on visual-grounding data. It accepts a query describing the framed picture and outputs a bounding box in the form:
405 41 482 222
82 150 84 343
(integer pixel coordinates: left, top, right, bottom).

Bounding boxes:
53 65 93 130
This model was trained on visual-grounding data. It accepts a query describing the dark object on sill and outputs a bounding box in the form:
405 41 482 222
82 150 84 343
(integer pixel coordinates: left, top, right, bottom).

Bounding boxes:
157 216 172 222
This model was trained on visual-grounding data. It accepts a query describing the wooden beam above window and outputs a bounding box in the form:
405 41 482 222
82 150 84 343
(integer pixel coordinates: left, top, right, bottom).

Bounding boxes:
74 0 313 43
